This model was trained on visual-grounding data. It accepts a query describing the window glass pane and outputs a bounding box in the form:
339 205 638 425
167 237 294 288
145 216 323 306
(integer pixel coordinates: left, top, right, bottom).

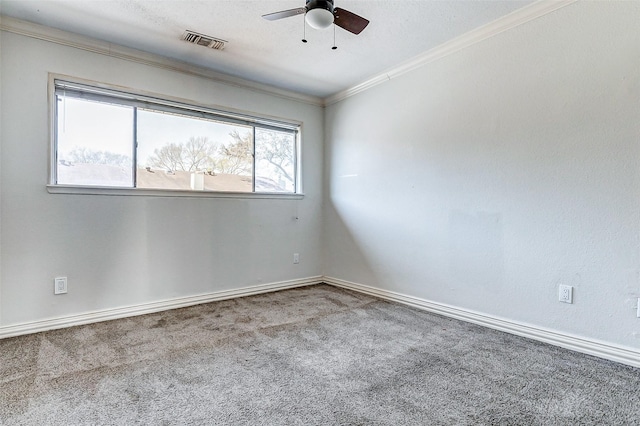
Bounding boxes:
53 80 300 195
255 128 296 193
56 96 134 187
136 109 253 192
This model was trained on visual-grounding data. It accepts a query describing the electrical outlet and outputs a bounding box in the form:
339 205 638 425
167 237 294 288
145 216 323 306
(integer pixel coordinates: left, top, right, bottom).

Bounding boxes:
558 285 572 304
293 253 300 264
54 277 67 295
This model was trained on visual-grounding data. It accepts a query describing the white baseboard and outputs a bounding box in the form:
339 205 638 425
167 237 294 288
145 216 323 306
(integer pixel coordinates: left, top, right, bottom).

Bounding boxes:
323 276 640 369
3 274 638 369
0 276 323 339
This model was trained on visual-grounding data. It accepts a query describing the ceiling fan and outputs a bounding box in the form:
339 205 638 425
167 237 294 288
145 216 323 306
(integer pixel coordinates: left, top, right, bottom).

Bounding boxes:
262 0 370 35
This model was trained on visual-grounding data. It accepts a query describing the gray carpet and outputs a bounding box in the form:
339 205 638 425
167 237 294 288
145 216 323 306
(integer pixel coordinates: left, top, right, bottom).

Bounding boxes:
1 284 639 425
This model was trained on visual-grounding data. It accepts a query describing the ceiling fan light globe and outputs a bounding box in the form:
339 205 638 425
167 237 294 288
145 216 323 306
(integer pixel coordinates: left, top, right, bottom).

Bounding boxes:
305 8 334 30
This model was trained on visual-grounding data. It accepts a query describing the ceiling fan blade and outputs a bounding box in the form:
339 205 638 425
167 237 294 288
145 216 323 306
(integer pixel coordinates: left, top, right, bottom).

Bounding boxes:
262 7 306 21
334 8 369 35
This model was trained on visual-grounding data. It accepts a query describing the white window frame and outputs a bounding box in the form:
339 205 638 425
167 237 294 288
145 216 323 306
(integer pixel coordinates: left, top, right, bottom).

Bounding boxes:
47 75 304 199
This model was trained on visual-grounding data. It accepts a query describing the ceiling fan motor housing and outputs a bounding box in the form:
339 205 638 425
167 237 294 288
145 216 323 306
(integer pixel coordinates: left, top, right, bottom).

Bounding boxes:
262 0 368 36
305 0 334 13
305 0 335 29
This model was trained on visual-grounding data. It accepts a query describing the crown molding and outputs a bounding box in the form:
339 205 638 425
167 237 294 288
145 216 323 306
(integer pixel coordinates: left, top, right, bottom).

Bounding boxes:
324 0 578 106
0 15 324 107
0 1 579 108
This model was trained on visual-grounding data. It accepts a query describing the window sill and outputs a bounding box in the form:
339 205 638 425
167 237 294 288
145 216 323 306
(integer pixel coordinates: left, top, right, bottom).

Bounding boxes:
47 185 305 199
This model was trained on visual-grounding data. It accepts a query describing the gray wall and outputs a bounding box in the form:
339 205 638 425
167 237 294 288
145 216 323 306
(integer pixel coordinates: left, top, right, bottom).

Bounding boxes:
2 1 639 353
324 1 640 348
0 32 324 326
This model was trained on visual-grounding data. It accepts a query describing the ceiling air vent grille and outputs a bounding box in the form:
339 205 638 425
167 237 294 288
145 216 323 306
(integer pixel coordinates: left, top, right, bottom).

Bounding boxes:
182 30 227 50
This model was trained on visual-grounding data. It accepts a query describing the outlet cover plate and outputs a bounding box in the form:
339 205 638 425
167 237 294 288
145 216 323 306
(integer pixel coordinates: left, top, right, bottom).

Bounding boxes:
54 277 67 295
559 285 573 304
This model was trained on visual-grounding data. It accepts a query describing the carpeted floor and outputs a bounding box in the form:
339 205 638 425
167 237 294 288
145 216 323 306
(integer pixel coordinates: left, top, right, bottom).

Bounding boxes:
1 284 639 425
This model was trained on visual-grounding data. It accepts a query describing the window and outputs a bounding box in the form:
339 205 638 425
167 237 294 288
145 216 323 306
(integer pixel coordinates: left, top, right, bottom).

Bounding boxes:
53 79 300 195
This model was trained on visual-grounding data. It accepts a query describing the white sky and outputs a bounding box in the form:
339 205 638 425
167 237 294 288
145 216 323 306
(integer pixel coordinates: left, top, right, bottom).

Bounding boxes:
57 97 251 166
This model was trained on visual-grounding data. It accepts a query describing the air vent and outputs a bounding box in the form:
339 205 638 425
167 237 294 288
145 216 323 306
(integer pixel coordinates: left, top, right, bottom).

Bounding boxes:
182 30 227 50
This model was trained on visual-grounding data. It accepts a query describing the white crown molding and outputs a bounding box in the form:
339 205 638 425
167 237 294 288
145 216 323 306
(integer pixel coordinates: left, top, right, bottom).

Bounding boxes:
323 276 640 369
1 1 577 108
0 15 324 107
324 0 578 106
0 276 323 339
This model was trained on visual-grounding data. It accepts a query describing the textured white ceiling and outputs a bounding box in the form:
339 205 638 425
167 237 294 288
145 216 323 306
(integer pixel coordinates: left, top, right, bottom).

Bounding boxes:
0 0 534 98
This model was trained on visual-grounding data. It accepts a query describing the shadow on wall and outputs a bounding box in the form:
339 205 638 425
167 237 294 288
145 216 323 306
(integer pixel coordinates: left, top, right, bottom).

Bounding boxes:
325 192 506 300
323 201 379 287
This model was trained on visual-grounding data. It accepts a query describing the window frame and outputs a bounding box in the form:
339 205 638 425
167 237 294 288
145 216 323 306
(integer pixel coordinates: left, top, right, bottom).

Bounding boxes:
47 75 304 199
